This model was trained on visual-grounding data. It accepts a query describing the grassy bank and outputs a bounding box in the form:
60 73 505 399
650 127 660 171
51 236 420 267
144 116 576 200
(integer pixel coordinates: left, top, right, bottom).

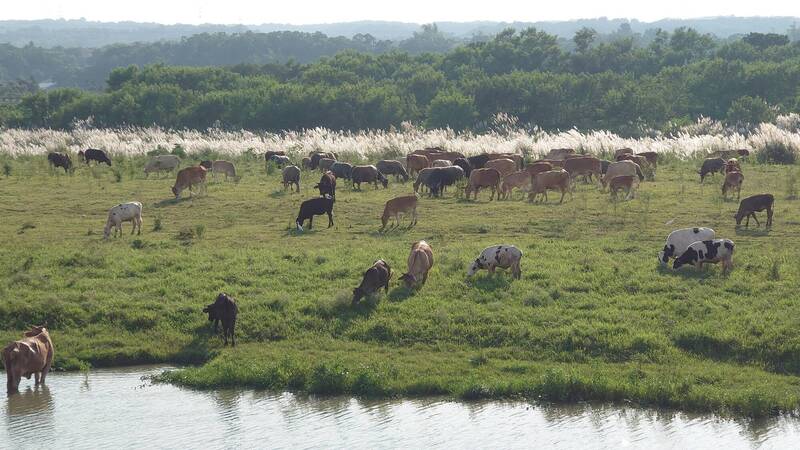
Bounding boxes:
1 153 799 417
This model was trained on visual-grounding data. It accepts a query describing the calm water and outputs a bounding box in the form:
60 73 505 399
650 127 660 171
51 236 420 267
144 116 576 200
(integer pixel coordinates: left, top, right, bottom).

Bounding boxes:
1 366 799 449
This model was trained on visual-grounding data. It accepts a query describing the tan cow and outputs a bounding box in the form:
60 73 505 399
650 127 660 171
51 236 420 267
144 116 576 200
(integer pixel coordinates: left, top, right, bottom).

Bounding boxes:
545 148 575 160
205 160 236 180
614 148 635 158
2 325 53 393
528 169 571 203
601 160 644 189
144 155 180 177
406 154 430 177
722 171 744 200
499 171 532 200
486 153 523 170
282 165 301 192
399 240 434 288
172 166 207 198
465 168 502 201
563 156 602 185
485 158 516 177
381 195 418 229
609 175 639 200
525 161 553 177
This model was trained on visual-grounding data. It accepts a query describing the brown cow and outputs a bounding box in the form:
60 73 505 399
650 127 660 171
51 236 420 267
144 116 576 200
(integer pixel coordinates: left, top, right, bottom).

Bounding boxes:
353 260 391 304
381 195 418 229
301 157 312 170
2 325 53 393
528 169 571 203
609 175 639 201
734 193 774 227
546 148 575 160
637 151 658 167
531 159 565 168
406 154 430 178
399 241 434 289
465 168 502 201
499 171 532 200
614 148 635 158
525 161 553 177
486 153 524 170
432 159 452 168
722 171 744 200
171 166 207 198
725 158 742 174
563 156 602 185
485 158 516 177
352 165 388 190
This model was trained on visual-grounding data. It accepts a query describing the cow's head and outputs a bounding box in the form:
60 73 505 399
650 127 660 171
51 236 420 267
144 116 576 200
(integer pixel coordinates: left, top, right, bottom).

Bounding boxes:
202 303 217 321
171 185 180 198
199 160 213 169
672 249 697 270
733 212 745 226
23 324 47 338
77 150 85 161
399 273 417 289
352 287 365 304
466 258 483 276
658 244 674 265
378 172 389 188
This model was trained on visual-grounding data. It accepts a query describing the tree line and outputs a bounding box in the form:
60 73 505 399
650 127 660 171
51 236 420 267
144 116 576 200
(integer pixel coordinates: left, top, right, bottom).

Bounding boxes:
3 28 799 135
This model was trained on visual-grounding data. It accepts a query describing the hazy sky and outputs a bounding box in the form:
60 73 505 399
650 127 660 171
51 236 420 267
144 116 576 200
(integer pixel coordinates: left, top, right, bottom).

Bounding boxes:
5 0 800 24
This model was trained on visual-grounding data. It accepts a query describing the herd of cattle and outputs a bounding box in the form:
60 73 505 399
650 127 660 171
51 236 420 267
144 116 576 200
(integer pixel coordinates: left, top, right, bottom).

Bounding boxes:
3 145 778 393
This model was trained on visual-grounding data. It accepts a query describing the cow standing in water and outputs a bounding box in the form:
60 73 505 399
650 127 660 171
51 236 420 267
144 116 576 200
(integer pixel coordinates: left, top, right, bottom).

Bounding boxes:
2 325 54 393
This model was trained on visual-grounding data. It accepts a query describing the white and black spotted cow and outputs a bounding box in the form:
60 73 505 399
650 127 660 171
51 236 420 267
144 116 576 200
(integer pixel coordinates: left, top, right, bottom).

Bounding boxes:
658 227 715 265
104 202 143 239
672 239 735 273
467 245 522 280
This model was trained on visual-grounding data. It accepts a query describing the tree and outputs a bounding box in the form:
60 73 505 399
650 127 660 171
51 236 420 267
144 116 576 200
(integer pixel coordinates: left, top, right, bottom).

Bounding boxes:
425 90 477 131
573 27 597 53
742 33 789 49
726 95 776 128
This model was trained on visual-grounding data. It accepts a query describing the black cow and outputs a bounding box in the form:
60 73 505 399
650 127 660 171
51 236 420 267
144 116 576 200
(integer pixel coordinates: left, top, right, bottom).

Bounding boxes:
47 152 72 173
353 260 391 304
78 148 112 166
296 196 334 231
330 162 353 180
453 158 472 177
467 154 490 170
698 157 725 183
203 293 238 346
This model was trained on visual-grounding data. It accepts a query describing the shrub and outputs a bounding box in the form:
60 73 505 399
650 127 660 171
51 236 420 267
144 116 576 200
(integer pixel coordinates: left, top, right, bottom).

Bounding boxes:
152 216 163 231
171 144 187 159
786 171 798 200
194 224 206 239
3 162 11 177
757 141 797 165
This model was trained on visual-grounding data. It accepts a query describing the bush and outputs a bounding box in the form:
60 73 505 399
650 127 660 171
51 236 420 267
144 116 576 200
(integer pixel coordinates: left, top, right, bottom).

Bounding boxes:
756 141 797 165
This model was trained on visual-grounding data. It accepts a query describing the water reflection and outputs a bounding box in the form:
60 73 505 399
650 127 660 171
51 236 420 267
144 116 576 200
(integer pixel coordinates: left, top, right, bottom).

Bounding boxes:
0 366 799 449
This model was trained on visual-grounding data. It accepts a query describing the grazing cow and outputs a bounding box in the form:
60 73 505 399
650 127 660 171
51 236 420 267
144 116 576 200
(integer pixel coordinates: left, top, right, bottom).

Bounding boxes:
600 159 612 175
699 158 726 183
269 155 292 168
440 166 465 190
264 151 286 164
722 171 744 200
525 161 552 177
47 152 72 173
532 159 565 168
381 195 418 229
2 325 53 393
546 148 576 160
673 239 735 273
352 260 391 304
376 160 409 182
296 196 334 231
282 165 301 192
563 156 602 184
203 293 238 346
144 155 180 177
616 154 651 179
528 169 571 203
734 194 774 228
453 158 473 177
78 148 112 166
423 168 448 197
609 175 639 201
467 154 490 170
399 241 434 289
637 151 658 170
330 162 353 180
485 158 516 177
601 161 644 189
725 158 741 174
465 168 502 201
413 167 436 193
499 171 532 200
301 157 312 170
104 201 143 239
406 154 430 177
438 151 467 162
314 171 337 198
318 158 336 173
203 160 236 180
171 166 207 198
658 227 715 266
309 152 335 170
467 245 522 280
351 165 388 190
432 159 452 168
412 147 445 158
486 153 523 170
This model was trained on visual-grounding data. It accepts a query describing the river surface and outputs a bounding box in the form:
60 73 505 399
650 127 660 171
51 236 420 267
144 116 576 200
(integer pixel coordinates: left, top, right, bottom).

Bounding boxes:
1 366 799 449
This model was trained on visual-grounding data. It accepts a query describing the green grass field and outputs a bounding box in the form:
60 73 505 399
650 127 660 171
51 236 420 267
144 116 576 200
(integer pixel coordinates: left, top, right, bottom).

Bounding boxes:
1 153 799 417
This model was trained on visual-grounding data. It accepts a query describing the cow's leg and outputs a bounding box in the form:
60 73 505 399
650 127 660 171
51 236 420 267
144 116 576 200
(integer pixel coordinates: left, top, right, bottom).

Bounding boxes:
41 359 51 384
767 208 773 227
327 212 334 228
513 262 521 279
559 189 565 203
213 318 219 333
308 216 313 230
752 213 760 227
34 372 40 384
411 208 417 226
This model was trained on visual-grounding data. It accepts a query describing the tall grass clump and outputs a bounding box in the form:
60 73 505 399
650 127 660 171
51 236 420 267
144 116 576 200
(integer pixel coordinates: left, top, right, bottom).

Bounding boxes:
750 124 799 164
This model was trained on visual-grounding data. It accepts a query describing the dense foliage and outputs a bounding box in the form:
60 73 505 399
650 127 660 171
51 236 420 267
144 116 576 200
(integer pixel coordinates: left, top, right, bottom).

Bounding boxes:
3 28 800 134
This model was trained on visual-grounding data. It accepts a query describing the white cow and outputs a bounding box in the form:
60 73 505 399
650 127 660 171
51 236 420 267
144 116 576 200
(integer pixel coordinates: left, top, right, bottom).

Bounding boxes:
673 239 735 273
467 245 522 279
210 160 236 180
658 227 715 265
432 159 452 168
144 155 180 177
601 160 644 189
104 202 143 239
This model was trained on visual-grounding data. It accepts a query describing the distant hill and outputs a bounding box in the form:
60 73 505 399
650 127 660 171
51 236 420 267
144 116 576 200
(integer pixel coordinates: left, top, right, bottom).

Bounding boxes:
2 16 799 48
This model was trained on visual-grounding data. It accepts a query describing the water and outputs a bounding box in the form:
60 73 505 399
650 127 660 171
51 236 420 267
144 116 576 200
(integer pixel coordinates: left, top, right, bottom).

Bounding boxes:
2 366 799 449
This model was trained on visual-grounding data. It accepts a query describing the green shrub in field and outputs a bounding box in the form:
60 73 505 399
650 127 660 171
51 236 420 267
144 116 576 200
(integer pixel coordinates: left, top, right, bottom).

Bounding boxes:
3 161 11 177
756 141 797 164
152 216 163 231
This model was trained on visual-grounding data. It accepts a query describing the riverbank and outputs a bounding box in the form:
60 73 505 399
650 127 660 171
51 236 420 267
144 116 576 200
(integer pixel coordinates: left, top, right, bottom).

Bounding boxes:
1 154 798 417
